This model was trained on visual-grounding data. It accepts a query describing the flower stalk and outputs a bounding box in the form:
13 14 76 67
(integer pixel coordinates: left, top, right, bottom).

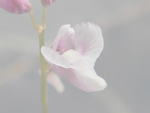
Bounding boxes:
39 29 47 113
29 7 48 113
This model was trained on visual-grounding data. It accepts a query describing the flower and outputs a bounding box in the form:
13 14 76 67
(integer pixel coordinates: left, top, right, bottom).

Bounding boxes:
41 0 56 7
0 0 32 14
41 22 107 92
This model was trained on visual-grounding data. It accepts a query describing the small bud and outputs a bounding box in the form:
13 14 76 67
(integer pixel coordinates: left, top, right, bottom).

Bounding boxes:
41 0 56 7
0 0 32 14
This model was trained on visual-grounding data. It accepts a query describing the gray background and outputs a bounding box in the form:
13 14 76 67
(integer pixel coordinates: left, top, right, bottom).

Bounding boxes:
0 0 150 113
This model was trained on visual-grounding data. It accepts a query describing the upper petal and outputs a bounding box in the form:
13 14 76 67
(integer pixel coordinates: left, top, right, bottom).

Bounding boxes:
53 66 107 92
74 22 104 58
52 24 75 54
0 0 32 14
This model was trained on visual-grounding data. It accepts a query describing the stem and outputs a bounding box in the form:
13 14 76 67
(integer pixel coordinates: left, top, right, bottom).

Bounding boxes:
40 7 48 113
29 7 48 113
42 7 47 28
29 11 39 31
39 30 47 113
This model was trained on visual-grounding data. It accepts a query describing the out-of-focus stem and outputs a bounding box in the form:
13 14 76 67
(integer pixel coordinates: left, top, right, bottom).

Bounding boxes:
29 10 39 31
42 7 47 28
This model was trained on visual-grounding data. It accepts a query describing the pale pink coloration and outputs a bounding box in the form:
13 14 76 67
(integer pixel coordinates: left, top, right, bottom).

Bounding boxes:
38 69 64 93
41 22 107 92
0 0 32 14
41 0 56 7
47 71 64 93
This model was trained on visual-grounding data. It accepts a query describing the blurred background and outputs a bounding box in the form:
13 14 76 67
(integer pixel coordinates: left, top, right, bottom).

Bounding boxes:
0 0 150 113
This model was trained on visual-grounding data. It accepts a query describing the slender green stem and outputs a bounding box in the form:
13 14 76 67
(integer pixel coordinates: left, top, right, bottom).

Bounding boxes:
42 7 47 28
29 7 48 113
30 7 47 113
29 11 39 31
40 7 48 113
39 30 47 113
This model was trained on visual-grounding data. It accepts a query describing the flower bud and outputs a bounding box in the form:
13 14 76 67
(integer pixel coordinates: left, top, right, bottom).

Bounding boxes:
41 0 56 7
0 0 32 14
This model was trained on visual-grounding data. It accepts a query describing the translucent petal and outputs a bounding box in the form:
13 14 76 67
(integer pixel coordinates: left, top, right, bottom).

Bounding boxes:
62 49 95 68
53 66 107 92
74 22 104 58
41 46 94 69
47 71 64 93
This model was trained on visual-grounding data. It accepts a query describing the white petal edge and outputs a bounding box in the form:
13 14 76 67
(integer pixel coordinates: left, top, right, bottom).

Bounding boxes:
41 46 94 70
74 68 107 92
53 66 107 92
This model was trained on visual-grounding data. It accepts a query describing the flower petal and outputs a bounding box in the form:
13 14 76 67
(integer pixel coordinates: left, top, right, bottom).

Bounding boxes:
41 46 94 69
47 71 64 93
52 24 75 54
41 46 70 67
74 22 104 58
0 0 32 14
41 0 56 7
53 66 107 92
62 49 95 68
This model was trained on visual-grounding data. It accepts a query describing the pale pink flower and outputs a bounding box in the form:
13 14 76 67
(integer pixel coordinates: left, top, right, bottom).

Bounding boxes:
41 0 56 7
0 0 32 14
41 22 107 92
